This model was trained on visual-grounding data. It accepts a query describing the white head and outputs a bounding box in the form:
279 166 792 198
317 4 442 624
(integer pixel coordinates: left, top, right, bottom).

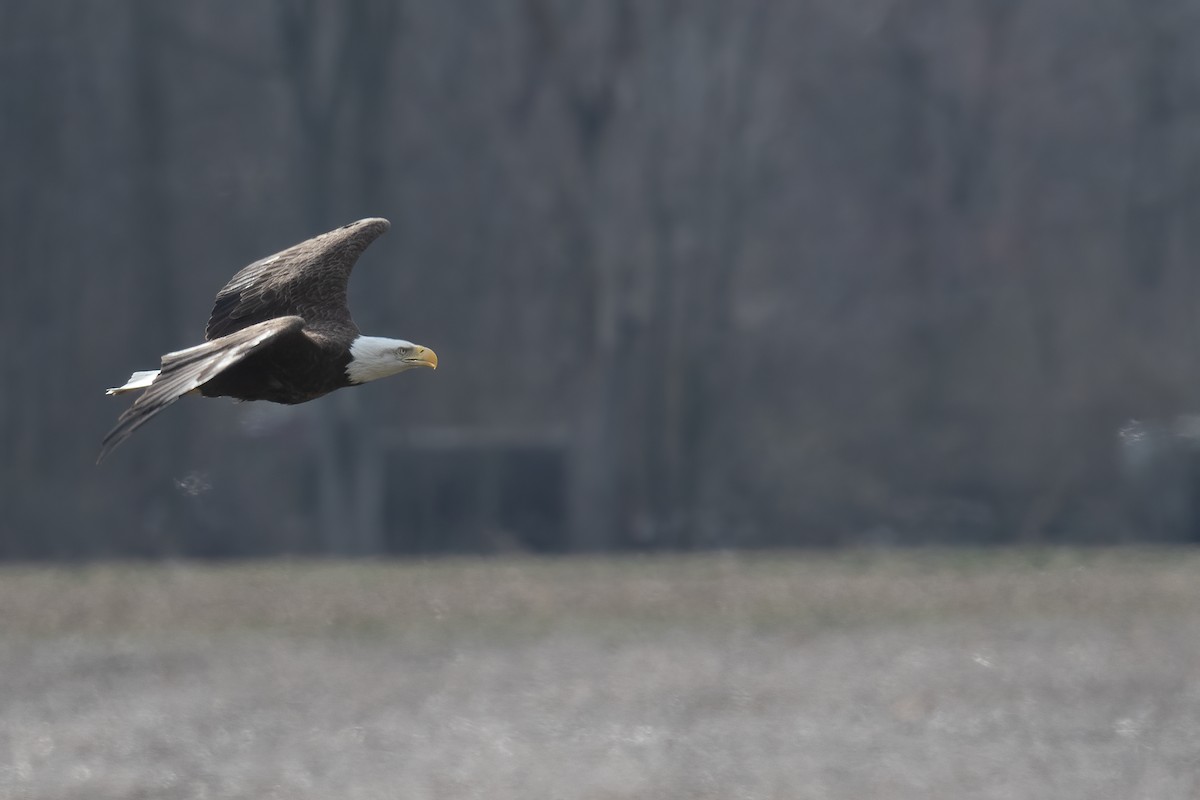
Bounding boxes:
346 336 439 384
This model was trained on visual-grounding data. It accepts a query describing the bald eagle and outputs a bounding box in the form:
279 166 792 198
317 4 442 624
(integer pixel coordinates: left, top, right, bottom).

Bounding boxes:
99 218 437 463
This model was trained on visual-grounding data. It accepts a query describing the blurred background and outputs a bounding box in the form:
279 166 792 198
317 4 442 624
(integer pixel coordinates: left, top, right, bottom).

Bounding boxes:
6 0 1200 558
10 5 1200 799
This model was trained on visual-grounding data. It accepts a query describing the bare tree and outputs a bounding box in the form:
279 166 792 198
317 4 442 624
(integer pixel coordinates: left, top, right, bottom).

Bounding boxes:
274 0 401 555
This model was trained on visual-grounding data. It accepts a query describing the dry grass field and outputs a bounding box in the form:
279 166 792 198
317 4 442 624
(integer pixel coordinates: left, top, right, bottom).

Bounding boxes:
1 550 1199 799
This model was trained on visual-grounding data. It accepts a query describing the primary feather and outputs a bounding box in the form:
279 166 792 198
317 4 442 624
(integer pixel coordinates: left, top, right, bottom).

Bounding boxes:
99 317 306 462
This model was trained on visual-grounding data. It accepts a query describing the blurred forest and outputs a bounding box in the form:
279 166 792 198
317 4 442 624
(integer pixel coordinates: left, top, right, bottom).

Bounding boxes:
5 0 1200 558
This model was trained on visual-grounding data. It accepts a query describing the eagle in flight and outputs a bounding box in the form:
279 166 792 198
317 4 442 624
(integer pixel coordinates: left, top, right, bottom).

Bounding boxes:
99 218 437 462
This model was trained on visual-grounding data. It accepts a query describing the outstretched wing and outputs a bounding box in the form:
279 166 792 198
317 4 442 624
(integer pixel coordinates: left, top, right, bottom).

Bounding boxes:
98 317 306 463
205 218 390 340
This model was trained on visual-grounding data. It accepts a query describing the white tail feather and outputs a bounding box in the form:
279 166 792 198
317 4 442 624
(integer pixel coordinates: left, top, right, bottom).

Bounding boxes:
106 369 160 396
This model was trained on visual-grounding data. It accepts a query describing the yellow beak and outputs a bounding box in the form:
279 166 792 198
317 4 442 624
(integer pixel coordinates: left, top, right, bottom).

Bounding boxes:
407 345 438 370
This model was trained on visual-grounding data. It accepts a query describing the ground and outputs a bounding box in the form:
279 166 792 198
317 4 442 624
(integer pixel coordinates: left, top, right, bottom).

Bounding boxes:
0 550 1198 799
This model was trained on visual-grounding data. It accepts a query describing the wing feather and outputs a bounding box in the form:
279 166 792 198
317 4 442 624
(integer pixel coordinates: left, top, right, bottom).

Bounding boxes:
204 218 389 340
98 317 306 463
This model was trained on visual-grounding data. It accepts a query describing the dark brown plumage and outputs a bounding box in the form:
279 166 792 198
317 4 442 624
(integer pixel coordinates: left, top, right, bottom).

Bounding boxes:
204 218 389 341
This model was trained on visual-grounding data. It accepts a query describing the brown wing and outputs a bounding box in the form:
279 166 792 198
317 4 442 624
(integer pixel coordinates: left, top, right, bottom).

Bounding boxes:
204 218 390 340
98 317 306 463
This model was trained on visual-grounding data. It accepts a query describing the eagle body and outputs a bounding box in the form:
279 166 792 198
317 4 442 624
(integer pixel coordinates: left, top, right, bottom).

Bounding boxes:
198 327 354 405
99 218 437 462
